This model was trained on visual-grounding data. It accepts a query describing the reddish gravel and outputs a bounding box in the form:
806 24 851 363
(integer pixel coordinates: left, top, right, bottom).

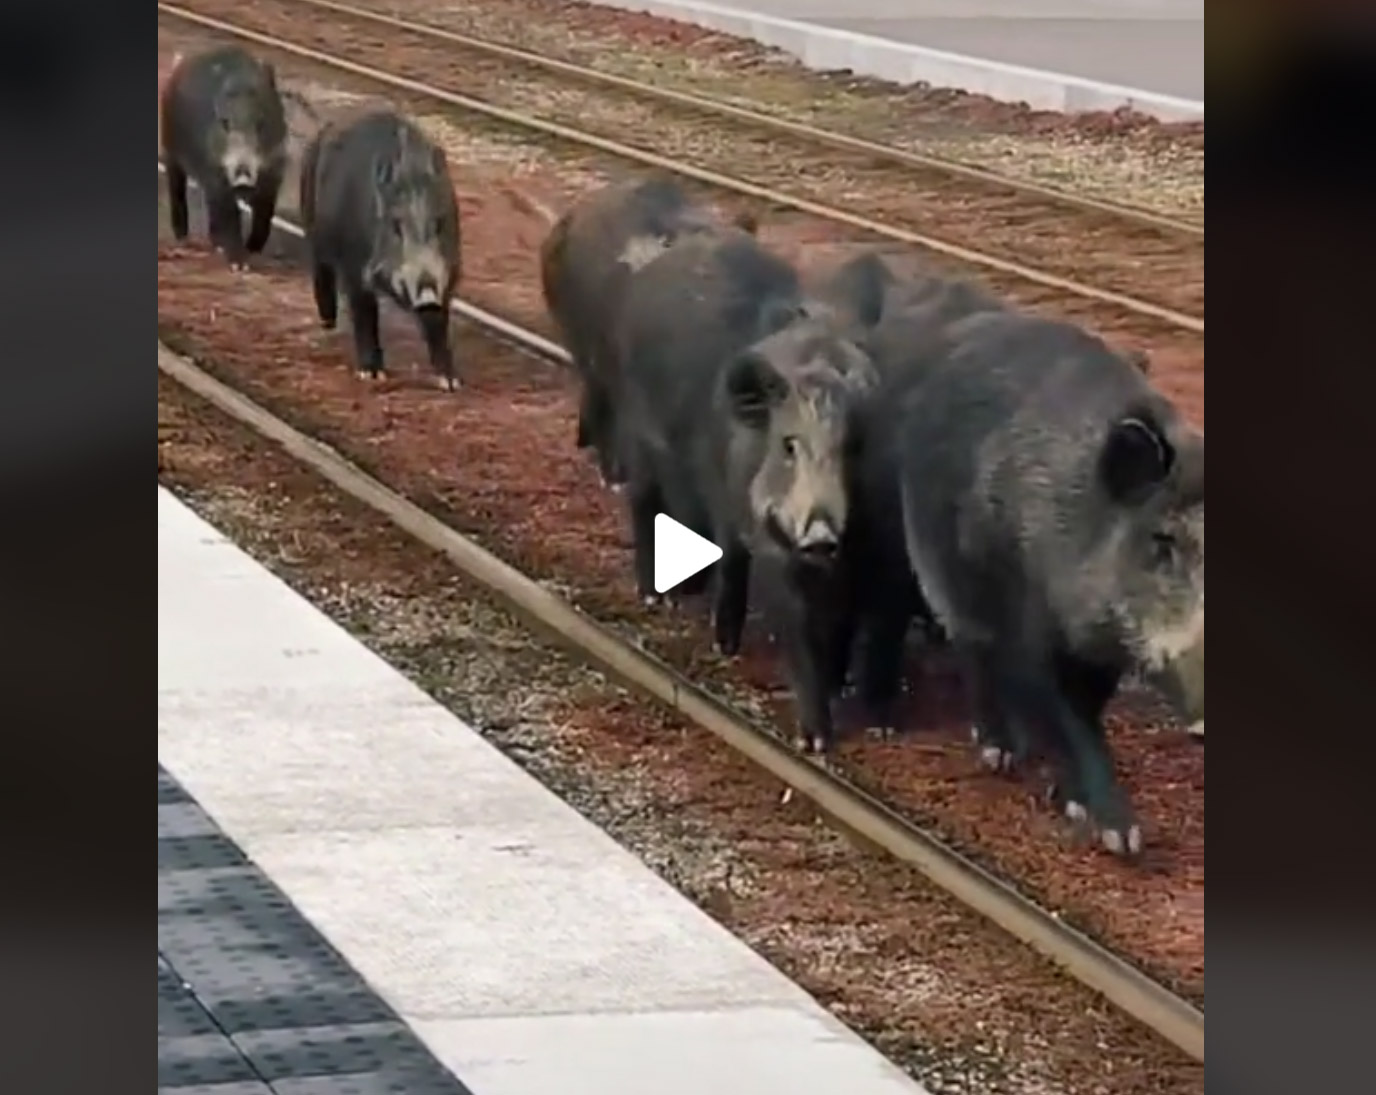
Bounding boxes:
157 18 1203 1005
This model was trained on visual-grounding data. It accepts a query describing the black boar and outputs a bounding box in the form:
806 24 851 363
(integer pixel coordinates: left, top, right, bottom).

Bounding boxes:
539 173 757 488
895 311 1204 856
807 249 899 337
299 108 462 390
840 267 1008 735
615 230 876 755
160 46 288 270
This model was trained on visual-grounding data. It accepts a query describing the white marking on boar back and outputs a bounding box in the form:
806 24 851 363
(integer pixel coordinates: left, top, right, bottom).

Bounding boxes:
618 234 671 271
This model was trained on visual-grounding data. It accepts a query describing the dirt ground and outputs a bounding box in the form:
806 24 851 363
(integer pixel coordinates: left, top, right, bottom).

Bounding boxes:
157 4 1204 1011
159 374 1204 1095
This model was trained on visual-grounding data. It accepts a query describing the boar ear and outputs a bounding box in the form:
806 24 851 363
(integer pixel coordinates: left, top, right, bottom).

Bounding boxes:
374 156 395 189
1100 415 1174 503
726 352 787 429
261 61 277 88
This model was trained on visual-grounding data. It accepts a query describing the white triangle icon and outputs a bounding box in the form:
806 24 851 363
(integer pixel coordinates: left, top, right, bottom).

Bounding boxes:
653 513 724 594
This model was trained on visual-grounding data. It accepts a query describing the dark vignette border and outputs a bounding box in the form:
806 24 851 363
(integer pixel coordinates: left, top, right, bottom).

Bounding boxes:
1210 9 1376 1092
0 6 145 1094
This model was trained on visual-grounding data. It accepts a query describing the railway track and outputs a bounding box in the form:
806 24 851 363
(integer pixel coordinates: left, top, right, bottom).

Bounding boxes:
157 0 1204 338
231 0 1204 240
156 163 1204 1064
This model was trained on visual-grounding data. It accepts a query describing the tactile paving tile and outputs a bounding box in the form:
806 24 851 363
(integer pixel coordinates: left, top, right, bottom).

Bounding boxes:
159 1032 260 1088
235 1023 465 1086
272 1072 463 1095
160 764 192 804
159 962 219 1040
160 802 221 839
159 833 250 872
158 766 474 1094
158 867 396 1034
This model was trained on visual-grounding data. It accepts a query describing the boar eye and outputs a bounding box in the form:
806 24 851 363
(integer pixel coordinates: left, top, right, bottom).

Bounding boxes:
1151 531 1176 563
781 436 799 459
391 217 405 238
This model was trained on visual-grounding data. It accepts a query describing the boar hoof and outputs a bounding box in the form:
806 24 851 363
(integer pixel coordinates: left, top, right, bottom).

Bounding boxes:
642 593 662 608
971 725 1020 773
1100 825 1143 858
1186 719 1204 739
434 374 460 392
864 725 895 741
355 369 384 382
978 744 1017 773
1062 799 1142 857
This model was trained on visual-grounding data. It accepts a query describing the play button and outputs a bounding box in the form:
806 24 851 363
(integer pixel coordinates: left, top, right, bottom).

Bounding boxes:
654 513 723 594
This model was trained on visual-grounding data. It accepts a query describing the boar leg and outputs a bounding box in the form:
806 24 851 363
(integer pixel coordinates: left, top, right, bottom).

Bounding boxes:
244 172 281 254
311 261 338 329
418 307 458 391
781 599 839 756
346 288 385 380
166 161 190 241
712 543 750 656
582 378 625 488
826 595 859 696
856 598 910 739
1028 653 1139 856
627 472 664 603
575 384 595 450
565 337 596 449
963 644 1034 774
204 181 246 269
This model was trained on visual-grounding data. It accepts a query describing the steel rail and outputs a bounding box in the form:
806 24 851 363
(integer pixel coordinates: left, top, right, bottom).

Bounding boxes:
270 0 1203 238
157 2 1204 334
157 160 1205 1062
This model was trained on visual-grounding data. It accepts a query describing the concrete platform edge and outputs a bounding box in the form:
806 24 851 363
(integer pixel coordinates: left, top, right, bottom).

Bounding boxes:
588 0 1205 121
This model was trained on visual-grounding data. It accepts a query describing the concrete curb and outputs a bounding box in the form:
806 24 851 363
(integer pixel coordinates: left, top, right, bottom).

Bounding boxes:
588 0 1204 122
